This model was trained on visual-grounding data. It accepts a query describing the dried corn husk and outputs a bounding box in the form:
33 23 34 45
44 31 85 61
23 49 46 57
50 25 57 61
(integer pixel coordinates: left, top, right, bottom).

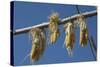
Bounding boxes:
64 22 75 56
80 28 88 47
77 15 88 47
29 28 46 62
49 12 60 44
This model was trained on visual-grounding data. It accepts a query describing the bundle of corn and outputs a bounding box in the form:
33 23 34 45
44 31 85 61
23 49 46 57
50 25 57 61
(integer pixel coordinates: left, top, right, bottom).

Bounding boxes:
77 15 88 47
49 12 60 44
29 28 46 62
64 22 75 56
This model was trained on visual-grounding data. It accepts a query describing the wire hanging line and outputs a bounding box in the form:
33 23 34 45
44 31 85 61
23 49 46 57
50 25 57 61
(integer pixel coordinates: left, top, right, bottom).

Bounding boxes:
75 5 81 14
88 36 97 60
13 10 97 35
90 36 97 52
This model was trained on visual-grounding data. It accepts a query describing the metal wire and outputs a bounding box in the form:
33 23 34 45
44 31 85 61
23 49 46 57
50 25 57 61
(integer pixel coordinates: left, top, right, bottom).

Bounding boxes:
88 37 96 60
13 10 97 35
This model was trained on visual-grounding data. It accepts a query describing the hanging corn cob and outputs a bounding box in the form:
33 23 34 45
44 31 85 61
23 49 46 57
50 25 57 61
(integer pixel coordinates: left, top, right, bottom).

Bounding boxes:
49 12 60 44
64 22 75 56
77 15 88 47
29 28 46 62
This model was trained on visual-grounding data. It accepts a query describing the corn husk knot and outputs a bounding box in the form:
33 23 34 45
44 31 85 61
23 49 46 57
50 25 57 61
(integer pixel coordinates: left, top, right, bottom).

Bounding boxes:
49 12 60 44
64 22 75 56
77 15 88 47
29 28 46 62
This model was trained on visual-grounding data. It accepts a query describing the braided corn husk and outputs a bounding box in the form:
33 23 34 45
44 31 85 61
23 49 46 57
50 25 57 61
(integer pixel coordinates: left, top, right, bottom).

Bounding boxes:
29 28 46 62
49 12 60 44
64 22 75 56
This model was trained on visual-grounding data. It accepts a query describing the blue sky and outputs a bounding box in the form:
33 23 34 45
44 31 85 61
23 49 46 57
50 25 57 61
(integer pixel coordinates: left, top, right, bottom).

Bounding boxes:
13 1 97 66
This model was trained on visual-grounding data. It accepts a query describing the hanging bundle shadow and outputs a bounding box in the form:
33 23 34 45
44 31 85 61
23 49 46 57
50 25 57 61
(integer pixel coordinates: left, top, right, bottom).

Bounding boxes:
64 22 75 56
29 28 46 62
49 12 60 44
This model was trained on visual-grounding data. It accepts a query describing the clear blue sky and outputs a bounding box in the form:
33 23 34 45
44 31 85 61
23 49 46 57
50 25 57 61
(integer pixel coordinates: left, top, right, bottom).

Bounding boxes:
13 1 97 66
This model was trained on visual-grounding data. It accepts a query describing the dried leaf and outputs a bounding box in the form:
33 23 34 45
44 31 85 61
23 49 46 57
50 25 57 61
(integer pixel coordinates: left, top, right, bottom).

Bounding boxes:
77 15 89 47
49 12 60 44
29 28 46 62
64 22 75 56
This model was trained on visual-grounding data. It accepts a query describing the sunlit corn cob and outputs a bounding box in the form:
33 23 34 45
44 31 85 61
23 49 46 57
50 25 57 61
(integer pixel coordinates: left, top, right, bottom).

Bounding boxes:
77 15 88 47
64 22 75 56
29 28 46 62
49 12 60 44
